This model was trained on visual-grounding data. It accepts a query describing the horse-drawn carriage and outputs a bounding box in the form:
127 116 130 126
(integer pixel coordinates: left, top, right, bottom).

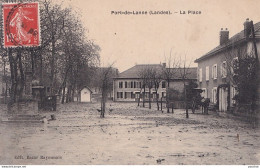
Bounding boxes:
191 88 210 114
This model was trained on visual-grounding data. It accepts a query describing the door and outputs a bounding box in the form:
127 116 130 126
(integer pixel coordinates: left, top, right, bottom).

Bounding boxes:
81 89 90 102
219 87 228 112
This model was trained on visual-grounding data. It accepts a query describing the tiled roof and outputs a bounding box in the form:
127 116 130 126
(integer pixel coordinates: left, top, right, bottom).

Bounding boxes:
117 64 163 79
195 21 260 63
168 67 197 80
116 64 197 80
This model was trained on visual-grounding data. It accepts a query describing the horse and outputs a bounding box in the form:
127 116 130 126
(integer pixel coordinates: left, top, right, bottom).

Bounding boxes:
191 97 210 114
200 98 210 114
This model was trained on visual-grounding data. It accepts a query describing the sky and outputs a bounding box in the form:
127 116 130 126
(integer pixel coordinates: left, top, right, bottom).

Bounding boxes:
56 0 260 72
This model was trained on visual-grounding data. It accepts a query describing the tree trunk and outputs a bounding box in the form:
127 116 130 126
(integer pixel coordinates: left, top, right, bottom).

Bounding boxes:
184 83 189 118
30 49 35 76
156 90 159 110
149 88 151 109
17 51 25 101
161 97 163 112
167 81 170 113
66 86 70 103
100 91 106 118
61 84 66 104
71 87 75 102
143 86 145 107
8 49 18 112
50 34 56 94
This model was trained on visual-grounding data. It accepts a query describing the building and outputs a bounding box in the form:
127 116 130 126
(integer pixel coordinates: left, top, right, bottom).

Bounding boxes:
113 64 197 102
79 86 93 103
194 19 260 112
90 67 119 101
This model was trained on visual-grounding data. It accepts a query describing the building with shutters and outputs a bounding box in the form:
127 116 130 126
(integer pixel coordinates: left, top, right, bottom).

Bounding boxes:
113 63 197 102
195 19 260 112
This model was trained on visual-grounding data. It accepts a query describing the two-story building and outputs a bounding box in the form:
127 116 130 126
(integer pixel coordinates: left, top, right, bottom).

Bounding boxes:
113 63 197 102
195 19 260 112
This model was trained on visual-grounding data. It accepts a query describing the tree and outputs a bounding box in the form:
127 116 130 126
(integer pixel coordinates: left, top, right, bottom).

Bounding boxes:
0 0 100 112
224 43 258 112
146 66 155 109
161 50 179 113
138 66 148 108
152 69 163 110
96 66 116 118
178 56 192 118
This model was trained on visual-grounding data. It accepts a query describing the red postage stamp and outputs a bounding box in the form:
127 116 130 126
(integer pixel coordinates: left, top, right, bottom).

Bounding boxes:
2 2 40 48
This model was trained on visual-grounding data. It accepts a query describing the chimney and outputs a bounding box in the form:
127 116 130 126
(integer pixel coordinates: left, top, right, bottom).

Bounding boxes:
162 63 166 68
244 18 252 39
219 28 229 45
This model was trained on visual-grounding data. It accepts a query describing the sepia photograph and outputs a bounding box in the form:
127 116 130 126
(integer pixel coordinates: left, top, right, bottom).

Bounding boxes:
0 0 259 166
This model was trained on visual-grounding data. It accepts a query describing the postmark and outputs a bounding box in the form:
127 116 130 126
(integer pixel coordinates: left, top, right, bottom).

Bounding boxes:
2 2 40 48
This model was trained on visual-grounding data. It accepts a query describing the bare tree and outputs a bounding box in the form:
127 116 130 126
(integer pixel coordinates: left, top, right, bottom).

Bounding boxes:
178 55 192 118
97 65 115 118
152 68 163 110
138 67 148 108
162 50 179 113
146 66 155 109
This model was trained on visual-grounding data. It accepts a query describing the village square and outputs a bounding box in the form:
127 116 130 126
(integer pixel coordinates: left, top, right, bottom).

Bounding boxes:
0 0 259 165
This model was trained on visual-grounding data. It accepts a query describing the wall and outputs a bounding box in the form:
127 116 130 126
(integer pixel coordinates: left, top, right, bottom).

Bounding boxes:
80 88 91 102
113 79 166 102
197 41 260 108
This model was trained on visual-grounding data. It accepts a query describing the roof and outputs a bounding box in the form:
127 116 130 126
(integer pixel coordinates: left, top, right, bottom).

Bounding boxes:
115 64 197 80
195 21 260 63
117 64 163 79
80 86 93 93
168 67 197 80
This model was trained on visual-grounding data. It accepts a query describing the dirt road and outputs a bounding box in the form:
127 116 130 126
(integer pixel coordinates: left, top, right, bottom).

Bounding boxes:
0 102 259 165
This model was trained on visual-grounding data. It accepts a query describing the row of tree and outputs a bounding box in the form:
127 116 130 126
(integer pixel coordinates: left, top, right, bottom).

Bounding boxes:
137 55 194 118
0 0 100 108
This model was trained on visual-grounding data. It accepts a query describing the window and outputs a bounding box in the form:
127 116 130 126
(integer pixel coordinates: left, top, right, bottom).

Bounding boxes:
162 92 166 98
211 87 217 104
221 61 227 78
117 92 123 98
125 92 131 99
199 68 202 82
135 92 140 98
145 92 149 98
125 81 128 88
162 81 166 88
212 64 217 79
134 81 136 88
206 66 209 81
153 93 159 99
119 82 123 88
136 82 141 88
131 81 133 88
230 86 237 105
201 88 207 98
131 92 135 99
231 57 239 75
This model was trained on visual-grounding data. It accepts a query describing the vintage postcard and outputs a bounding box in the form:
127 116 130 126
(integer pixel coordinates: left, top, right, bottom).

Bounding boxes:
0 0 259 167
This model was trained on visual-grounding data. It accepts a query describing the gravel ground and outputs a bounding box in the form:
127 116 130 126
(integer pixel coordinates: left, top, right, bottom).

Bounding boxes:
0 102 259 165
